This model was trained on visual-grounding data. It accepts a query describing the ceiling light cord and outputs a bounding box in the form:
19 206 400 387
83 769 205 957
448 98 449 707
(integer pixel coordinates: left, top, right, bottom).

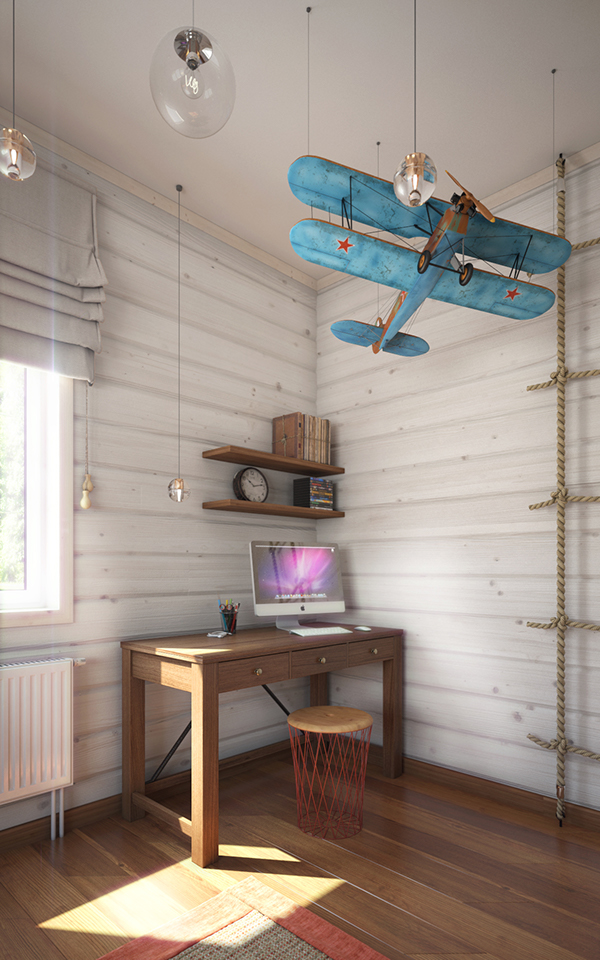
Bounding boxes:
12 0 16 127
413 0 417 154
177 184 182 479
552 68 557 234
307 7 311 155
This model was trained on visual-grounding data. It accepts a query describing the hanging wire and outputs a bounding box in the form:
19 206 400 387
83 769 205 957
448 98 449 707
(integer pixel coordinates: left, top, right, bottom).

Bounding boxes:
376 141 381 318
84 383 89 475
552 68 557 235
307 7 312 155
12 0 16 127
413 0 417 154
191 0 195 26
176 184 182 479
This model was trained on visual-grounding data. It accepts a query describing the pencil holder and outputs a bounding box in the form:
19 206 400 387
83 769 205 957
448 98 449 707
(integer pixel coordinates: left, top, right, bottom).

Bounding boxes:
219 601 239 634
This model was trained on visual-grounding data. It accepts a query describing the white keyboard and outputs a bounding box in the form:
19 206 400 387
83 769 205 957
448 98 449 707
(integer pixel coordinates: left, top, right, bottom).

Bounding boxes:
289 626 352 637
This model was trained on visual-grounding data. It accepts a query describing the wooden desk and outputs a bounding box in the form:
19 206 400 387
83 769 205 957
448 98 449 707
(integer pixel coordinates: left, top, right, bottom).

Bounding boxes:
121 623 403 867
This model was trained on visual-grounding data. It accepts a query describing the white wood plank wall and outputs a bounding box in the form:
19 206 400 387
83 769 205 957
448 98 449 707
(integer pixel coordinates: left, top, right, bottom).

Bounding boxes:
0 145 319 830
2 144 599 833
318 158 600 811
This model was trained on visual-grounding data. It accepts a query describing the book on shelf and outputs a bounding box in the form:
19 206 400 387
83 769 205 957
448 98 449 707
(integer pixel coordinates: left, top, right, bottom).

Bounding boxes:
272 412 331 464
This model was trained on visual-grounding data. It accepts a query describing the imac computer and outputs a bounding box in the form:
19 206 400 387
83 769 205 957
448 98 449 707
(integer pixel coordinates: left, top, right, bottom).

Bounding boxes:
249 540 345 632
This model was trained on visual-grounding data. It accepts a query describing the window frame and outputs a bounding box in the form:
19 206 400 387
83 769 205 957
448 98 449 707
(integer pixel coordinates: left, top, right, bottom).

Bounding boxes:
1 370 73 627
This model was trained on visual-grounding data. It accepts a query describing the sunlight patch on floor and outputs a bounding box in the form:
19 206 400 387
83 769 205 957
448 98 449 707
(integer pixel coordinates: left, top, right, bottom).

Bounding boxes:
218 844 300 861
39 870 186 937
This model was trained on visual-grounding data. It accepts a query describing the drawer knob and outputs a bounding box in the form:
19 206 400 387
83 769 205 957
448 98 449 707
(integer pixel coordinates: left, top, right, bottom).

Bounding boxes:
254 667 263 676
318 657 327 664
370 647 378 655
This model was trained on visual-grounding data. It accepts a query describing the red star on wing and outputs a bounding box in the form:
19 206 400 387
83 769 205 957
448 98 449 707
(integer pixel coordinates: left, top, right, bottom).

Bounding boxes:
337 237 354 253
504 286 521 301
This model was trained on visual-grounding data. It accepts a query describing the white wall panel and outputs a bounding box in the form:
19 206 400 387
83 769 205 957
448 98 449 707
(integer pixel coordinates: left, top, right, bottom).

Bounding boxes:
318 157 600 812
0 143 318 831
2 141 599 835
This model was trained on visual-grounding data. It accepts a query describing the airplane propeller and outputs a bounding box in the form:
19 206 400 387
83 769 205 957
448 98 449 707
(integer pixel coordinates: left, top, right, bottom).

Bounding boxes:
446 171 495 222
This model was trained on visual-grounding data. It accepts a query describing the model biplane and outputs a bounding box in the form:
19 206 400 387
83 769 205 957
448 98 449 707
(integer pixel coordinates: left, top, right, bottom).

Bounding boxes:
288 156 572 356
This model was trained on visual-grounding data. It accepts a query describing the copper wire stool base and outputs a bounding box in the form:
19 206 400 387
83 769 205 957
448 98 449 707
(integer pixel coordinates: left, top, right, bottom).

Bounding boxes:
287 706 373 839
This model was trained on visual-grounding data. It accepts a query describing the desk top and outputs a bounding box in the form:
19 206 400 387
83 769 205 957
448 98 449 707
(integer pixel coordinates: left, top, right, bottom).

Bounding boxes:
121 623 402 664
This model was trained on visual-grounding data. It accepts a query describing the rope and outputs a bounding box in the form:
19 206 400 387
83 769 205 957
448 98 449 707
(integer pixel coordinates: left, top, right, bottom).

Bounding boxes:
571 237 600 250
527 616 600 632
526 155 600 821
527 734 600 763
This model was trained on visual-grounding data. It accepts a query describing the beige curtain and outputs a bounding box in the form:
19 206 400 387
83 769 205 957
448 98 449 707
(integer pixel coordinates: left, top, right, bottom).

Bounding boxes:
0 160 107 382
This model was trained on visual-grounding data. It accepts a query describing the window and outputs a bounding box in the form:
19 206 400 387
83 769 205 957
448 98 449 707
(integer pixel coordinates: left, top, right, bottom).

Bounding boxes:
0 360 73 626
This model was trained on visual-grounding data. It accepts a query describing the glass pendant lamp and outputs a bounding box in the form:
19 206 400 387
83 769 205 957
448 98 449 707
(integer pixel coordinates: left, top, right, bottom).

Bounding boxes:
150 25 235 138
393 152 437 207
393 0 435 208
1 0 36 181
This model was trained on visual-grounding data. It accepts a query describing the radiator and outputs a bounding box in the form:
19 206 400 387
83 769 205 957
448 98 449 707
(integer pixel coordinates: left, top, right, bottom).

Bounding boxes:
0 658 73 838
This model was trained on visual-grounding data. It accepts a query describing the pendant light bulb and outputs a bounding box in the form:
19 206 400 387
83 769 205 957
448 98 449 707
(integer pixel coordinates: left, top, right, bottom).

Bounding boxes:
0 128 36 181
393 152 436 207
2 2 36 181
168 478 190 502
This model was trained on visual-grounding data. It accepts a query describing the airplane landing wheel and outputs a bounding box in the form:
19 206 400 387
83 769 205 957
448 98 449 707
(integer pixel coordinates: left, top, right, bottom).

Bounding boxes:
417 250 431 274
459 262 473 286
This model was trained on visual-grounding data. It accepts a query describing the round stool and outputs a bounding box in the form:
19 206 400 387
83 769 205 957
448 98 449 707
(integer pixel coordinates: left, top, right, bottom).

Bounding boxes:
287 705 373 839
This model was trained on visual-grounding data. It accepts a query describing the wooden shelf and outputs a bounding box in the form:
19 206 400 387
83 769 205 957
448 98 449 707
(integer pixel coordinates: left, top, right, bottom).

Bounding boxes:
202 499 344 519
202 445 344 478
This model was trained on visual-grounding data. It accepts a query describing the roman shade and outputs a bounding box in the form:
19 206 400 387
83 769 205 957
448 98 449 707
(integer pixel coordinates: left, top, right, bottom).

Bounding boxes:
0 160 107 382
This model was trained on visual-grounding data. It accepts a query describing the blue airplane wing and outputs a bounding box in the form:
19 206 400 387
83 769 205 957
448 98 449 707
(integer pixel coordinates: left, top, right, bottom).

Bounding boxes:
290 219 556 320
463 215 571 275
290 219 420 289
289 156 571 275
330 320 430 356
288 155 439 239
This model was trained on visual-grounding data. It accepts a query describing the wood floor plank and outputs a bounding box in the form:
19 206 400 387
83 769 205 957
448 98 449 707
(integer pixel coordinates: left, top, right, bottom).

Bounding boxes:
224 810 587 960
0 918 79 960
471 900 600 960
0 846 127 959
2 760 599 960
366 773 600 864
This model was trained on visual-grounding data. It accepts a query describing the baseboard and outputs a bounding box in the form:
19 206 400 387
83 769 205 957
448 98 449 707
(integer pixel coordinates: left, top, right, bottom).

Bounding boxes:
2 746 598 853
401 756 600 831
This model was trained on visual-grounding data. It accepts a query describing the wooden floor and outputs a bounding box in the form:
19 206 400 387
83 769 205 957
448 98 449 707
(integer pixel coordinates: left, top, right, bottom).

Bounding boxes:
2 755 600 960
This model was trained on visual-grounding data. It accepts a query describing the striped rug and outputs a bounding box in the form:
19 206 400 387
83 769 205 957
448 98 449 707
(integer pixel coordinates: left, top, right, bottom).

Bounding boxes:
98 876 389 960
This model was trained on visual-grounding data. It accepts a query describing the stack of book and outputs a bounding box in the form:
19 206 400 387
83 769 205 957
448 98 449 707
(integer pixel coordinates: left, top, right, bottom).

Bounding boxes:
272 412 331 464
293 477 334 510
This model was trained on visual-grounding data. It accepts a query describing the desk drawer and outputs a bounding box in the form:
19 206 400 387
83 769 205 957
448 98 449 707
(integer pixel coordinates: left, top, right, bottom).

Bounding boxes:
218 653 289 693
291 643 347 677
348 636 395 666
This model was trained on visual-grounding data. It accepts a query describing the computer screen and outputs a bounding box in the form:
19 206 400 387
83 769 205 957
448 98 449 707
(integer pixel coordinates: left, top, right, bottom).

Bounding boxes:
249 540 345 631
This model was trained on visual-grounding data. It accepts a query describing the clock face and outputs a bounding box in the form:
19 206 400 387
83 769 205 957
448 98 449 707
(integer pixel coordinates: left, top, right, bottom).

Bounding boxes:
234 467 269 503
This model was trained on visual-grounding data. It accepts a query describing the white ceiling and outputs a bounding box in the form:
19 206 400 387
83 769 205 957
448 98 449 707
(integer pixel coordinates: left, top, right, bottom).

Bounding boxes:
2 0 600 281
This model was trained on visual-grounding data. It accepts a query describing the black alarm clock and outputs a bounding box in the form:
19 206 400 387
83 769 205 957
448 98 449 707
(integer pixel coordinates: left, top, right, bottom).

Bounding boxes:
232 467 269 503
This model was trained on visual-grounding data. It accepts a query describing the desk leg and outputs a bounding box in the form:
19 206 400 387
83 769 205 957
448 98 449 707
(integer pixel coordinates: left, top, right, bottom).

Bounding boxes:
382 634 403 778
122 648 146 820
190 661 219 867
310 672 328 707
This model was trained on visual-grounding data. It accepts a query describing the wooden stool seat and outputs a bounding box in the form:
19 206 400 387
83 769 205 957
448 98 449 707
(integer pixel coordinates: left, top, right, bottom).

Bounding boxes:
287 705 373 734
287 705 373 839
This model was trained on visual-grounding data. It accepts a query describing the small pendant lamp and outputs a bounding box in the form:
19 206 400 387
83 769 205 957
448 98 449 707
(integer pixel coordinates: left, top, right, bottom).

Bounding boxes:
168 185 190 503
393 0 436 207
149 2 235 139
1 0 36 181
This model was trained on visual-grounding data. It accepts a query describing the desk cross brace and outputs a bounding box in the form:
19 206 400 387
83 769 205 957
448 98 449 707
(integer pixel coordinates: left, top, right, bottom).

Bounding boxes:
146 685 288 784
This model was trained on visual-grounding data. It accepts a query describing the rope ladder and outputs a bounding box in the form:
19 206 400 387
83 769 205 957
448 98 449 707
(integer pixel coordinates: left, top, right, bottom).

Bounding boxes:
526 156 600 822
